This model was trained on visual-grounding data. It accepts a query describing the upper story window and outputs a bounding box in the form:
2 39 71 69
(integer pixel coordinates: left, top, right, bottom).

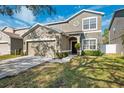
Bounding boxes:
82 17 97 30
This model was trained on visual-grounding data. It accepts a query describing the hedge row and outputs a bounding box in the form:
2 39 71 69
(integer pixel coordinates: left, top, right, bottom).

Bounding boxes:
81 50 103 56
11 50 28 56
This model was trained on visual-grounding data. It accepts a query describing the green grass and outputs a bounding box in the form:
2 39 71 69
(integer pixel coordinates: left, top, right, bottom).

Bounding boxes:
0 54 124 88
0 54 21 60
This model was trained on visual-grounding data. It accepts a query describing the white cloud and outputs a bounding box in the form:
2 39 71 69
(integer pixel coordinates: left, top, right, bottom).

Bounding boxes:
0 6 36 29
102 13 113 28
0 15 31 30
14 6 36 25
102 18 111 28
45 15 65 23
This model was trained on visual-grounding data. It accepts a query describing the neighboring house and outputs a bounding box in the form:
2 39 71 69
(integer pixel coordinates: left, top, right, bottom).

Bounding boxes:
0 27 23 55
0 9 104 57
109 9 124 55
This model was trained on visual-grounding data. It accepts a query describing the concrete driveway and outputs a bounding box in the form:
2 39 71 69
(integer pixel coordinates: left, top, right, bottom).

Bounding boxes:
0 56 52 79
0 55 74 79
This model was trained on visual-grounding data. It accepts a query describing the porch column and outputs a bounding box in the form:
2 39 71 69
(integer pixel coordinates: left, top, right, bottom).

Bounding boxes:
76 36 81 55
77 36 80 43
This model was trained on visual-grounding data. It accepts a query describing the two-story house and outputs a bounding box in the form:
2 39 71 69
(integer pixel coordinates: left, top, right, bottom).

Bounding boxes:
0 9 104 57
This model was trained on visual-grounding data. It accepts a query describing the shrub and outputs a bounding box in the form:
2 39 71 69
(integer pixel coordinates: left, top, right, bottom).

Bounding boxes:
75 43 80 50
56 52 63 59
56 52 69 59
81 50 103 56
81 50 85 56
63 52 69 57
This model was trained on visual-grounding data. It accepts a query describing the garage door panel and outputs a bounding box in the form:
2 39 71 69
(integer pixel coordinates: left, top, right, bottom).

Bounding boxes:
27 41 56 58
0 43 10 55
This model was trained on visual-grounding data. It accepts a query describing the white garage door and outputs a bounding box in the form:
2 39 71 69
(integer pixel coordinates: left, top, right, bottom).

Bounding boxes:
27 40 56 58
0 43 10 55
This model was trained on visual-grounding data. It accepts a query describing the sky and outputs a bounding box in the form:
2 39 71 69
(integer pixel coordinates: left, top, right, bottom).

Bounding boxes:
0 5 124 31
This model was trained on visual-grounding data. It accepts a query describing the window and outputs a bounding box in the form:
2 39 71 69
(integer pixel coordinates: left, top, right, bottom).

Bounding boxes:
83 39 97 50
83 17 97 30
83 40 89 49
90 40 96 49
83 19 89 30
90 18 96 29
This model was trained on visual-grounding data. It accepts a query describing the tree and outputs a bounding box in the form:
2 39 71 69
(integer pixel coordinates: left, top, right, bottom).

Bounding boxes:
102 29 109 44
0 5 56 16
121 35 124 48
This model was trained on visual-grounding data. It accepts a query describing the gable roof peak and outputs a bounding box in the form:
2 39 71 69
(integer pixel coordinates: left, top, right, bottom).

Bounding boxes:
82 9 104 15
45 9 104 26
2 26 14 31
109 8 124 30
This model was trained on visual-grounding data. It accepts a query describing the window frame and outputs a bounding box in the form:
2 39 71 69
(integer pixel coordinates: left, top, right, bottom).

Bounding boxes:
82 16 98 31
82 38 97 50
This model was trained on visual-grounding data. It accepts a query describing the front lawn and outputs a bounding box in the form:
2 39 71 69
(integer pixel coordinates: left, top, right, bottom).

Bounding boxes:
0 55 21 61
0 54 124 88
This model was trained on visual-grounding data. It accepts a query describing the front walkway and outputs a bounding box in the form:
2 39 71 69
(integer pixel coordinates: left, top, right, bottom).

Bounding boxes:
0 55 74 79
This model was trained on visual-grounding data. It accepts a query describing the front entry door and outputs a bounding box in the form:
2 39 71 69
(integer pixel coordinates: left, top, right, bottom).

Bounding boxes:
72 41 77 54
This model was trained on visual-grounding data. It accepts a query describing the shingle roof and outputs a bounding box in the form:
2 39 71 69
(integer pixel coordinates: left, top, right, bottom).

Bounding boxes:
22 23 62 37
3 32 22 39
14 27 30 31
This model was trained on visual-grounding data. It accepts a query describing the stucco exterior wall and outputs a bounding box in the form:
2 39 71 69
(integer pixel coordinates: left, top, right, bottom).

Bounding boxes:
47 12 102 33
60 35 69 51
